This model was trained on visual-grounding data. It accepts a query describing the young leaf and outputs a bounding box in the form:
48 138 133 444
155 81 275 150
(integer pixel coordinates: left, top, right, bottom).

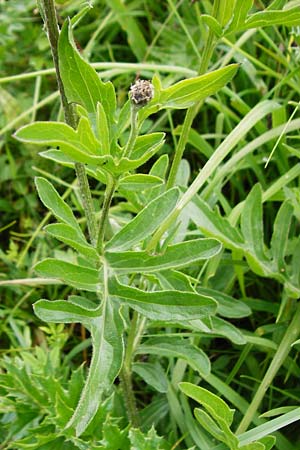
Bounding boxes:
132 362 168 393
137 337 211 377
179 382 235 427
108 0 147 61
149 154 169 179
225 0 254 33
66 300 124 436
241 184 270 269
15 121 90 153
244 7 300 29
105 188 180 251
189 195 244 251
201 15 223 37
77 116 101 154
217 0 237 26
34 259 99 291
159 64 238 109
58 19 116 120
270 201 293 273
33 299 101 324
45 223 99 262
204 316 247 345
105 238 222 273
96 101 110 155
118 174 164 192
196 287 251 319
14 121 105 166
34 177 82 235
109 277 217 321
130 132 165 160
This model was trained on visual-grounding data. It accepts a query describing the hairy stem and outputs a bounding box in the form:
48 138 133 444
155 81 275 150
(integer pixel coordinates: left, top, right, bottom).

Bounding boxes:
236 301 300 434
40 0 97 246
120 311 147 426
123 104 139 159
120 311 140 427
97 175 117 253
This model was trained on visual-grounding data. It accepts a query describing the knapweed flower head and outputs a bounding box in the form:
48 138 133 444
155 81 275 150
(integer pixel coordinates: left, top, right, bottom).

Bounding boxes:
129 79 154 107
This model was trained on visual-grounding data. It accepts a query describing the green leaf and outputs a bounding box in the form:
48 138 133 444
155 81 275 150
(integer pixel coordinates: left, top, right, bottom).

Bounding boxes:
108 0 147 61
76 116 101 154
132 362 168 393
149 154 169 179
196 287 251 319
33 299 101 324
189 195 244 251
244 7 300 29
34 259 99 291
194 408 228 444
241 184 271 273
58 19 116 120
225 0 253 33
99 132 165 175
270 201 293 273
96 101 110 155
105 238 222 273
156 269 194 292
179 382 235 427
34 177 82 235
39 149 103 182
267 0 286 8
203 316 247 345
237 407 300 446
138 337 210 377
195 407 240 449
100 417 130 449
45 223 99 262
66 300 124 437
217 0 237 26
130 132 165 160
118 174 164 192
105 188 180 251
14 121 105 166
109 278 217 321
201 15 223 37
129 427 167 450
159 64 239 109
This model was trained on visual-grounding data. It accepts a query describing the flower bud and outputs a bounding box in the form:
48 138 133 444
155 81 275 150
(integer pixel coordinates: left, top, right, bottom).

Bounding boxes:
129 79 154 107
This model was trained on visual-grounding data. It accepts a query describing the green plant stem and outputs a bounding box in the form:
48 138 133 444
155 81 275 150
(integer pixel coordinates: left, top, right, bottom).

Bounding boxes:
97 175 117 253
120 311 147 427
166 0 218 189
40 0 97 247
120 311 139 427
40 0 76 128
236 301 300 434
75 163 98 247
123 104 139 158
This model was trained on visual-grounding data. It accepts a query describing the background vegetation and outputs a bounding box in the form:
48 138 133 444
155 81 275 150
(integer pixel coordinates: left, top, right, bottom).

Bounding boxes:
1 1 300 449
